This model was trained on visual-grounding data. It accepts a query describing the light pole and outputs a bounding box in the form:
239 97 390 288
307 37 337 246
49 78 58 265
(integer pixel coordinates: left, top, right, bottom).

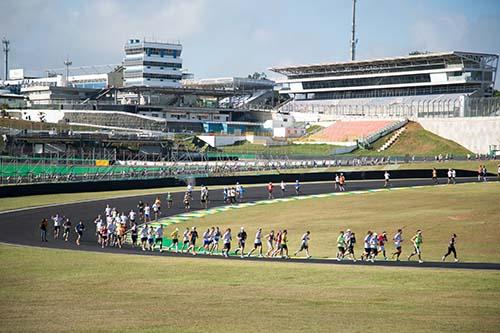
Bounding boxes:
64 57 72 86
2 38 10 81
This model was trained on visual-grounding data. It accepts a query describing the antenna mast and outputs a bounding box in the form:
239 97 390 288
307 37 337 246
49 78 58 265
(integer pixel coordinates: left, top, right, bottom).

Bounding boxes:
2 38 10 80
64 57 72 87
350 0 357 61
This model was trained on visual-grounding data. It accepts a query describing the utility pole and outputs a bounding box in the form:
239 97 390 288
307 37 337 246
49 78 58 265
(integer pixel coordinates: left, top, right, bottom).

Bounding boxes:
2 38 10 81
350 0 357 61
64 57 72 87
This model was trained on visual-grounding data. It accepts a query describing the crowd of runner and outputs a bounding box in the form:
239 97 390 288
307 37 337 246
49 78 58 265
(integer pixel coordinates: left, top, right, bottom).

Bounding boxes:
37 165 495 262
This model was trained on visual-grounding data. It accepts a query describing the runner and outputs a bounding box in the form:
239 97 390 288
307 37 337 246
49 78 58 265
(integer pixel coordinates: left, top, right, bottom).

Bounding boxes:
235 182 244 202
128 210 136 228
52 214 63 239
183 193 191 211
280 229 289 259
442 233 459 262
210 226 222 255
280 180 286 197
407 230 424 263
75 220 85 246
137 200 145 221
40 218 48 242
222 228 232 258
384 171 390 188
166 192 173 208
153 224 164 252
247 228 263 257
154 196 162 217
94 215 103 241
369 232 378 262
346 232 356 262
186 184 193 201
202 228 212 254
295 179 301 195
63 218 72 242
130 222 138 248
223 187 229 204
334 174 340 190
107 220 117 247
200 186 209 209
339 173 346 192
361 231 372 261
145 203 152 222
186 227 198 255
147 225 155 251
168 228 180 253
336 231 346 261
391 229 403 261
100 224 108 249
265 230 275 257
116 223 125 249
451 169 457 184
294 231 311 259
267 182 274 199
378 231 388 260
271 230 282 257
234 227 247 258
152 202 160 221
140 224 149 251
104 204 112 217
180 227 190 253
477 165 483 182
432 168 438 184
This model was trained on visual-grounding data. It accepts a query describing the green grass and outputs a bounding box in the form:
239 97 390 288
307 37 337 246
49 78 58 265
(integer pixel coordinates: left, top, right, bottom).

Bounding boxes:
163 183 500 263
221 141 339 156
0 117 96 132
0 244 499 333
352 121 472 156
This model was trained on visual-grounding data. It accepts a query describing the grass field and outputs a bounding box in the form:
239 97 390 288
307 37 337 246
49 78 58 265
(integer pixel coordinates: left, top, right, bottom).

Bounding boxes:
0 244 499 333
221 141 340 156
161 182 500 263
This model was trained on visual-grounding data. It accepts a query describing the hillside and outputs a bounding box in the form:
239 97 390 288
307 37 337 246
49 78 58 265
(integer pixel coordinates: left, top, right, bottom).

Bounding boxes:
354 121 472 156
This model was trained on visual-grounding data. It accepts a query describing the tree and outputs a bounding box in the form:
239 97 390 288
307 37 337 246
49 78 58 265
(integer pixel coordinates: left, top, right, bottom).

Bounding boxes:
247 72 267 80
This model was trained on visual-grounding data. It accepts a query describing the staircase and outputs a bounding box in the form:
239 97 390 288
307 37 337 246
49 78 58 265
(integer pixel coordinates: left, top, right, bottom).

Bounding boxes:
377 126 406 152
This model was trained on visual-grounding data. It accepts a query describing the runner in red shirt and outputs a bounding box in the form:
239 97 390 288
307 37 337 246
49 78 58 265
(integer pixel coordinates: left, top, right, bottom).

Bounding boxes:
267 182 274 199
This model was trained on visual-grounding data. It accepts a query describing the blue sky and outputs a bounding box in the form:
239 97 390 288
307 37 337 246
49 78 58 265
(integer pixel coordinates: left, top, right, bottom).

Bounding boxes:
1 0 499 84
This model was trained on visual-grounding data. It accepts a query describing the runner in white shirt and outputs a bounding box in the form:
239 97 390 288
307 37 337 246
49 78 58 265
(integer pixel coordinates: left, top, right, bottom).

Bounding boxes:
94 215 103 243
144 204 151 222
447 169 453 184
247 228 263 257
451 169 457 184
222 228 232 258
120 212 128 225
294 231 311 259
391 229 403 261
153 225 164 252
140 224 149 251
128 209 136 226
104 204 111 217
280 181 286 197
52 214 63 239
384 171 390 188
180 227 190 253
334 174 340 190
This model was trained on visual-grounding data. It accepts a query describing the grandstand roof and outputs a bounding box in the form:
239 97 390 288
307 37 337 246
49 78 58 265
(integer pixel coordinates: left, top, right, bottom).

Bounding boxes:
269 51 499 76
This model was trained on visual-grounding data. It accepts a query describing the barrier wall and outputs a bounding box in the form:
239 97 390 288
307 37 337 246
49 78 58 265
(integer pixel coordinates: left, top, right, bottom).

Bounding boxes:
418 117 500 154
0 169 483 198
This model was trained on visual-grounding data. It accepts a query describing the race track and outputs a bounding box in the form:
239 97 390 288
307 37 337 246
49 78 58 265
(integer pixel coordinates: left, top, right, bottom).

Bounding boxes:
1 177 498 270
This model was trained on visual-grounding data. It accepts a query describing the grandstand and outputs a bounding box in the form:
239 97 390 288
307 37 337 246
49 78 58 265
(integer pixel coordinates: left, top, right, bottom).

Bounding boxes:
271 51 499 119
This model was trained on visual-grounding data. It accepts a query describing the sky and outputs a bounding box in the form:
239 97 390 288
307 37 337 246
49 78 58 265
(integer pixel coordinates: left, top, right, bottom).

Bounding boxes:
0 0 499 84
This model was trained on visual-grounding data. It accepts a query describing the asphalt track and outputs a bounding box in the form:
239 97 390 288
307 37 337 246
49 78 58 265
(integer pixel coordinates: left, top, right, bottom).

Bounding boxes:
1 177 499 271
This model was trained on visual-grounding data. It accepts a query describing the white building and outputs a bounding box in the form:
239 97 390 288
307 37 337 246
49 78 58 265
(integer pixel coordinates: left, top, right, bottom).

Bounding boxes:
271 51 498 100
123 39 183 88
